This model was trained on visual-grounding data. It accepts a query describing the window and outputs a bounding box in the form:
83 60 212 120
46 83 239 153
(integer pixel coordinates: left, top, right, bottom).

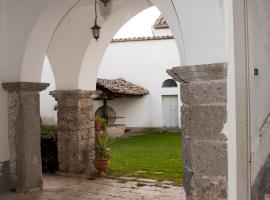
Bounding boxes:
162 79 177 88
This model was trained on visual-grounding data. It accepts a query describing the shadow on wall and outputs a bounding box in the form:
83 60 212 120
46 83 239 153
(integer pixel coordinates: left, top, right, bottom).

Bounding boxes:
251 153 270 200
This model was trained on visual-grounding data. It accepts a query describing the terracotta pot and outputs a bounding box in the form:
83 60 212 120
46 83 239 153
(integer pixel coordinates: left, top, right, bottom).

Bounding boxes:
95 121 102 131
93 159 109 177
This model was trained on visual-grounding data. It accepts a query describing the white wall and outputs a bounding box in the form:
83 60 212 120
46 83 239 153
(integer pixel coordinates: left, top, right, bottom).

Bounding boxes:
0 0 9 163
151 0 225 65
40 57 57 126
247 0 270 185
97 39 180 128
114 6 160 38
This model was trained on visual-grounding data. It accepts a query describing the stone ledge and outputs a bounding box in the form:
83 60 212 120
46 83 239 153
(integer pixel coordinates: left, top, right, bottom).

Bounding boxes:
167 63 227 83
2 82 49 92
50 90 101 99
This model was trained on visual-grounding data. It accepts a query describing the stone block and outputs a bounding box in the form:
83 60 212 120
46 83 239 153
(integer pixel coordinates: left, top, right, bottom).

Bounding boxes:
181 80 227 105
181 105 227 141
167 63 227 83
186 175 228 200
190 140 228 177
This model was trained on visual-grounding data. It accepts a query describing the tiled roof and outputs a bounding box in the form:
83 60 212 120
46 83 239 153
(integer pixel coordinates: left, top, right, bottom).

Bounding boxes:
97 78 149 96
153 15 169 29
111 35 174 43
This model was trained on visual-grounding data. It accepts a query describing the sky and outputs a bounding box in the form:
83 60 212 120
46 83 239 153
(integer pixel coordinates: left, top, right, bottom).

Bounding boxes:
113 6 161 39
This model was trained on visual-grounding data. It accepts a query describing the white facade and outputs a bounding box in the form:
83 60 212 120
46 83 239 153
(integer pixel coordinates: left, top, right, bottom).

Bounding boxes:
40 8 181 128
40 57 57 126
95 35 181 128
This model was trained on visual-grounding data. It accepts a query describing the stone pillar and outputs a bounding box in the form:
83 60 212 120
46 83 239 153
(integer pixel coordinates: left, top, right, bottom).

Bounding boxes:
50 90 100 174
168 63 228 200
2 82 49 192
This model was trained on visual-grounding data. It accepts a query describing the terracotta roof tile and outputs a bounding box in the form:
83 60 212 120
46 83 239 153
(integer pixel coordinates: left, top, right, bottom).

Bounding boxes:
97 78 149 96
111 35 174 43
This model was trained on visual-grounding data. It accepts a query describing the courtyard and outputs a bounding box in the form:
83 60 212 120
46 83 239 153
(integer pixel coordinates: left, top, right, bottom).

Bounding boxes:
33 130 185 200
0 174 185 200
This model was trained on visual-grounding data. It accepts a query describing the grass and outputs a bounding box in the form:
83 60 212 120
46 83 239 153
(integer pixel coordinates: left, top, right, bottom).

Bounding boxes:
41 127 57 136
108 132 184 184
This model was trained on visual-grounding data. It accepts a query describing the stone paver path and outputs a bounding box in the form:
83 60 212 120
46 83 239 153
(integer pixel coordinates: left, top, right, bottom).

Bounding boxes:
0 174 186 200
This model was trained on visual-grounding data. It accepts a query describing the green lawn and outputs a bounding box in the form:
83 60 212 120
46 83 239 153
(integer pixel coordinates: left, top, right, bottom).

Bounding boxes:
108 132 184 184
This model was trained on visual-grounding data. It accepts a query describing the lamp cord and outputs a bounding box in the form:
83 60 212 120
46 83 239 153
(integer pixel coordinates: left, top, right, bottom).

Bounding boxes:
94 0 97 24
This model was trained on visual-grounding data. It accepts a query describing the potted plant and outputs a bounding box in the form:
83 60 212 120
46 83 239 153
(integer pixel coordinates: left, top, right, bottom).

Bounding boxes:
92 131 112 177
95 116 107 132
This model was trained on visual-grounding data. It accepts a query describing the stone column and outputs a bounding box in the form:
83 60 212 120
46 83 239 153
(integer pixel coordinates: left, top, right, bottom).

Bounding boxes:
2 82 49 192
168 63 228 200
50 90 100 174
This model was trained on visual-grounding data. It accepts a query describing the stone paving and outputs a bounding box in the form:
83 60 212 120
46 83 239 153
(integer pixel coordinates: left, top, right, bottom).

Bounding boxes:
0 174 186 200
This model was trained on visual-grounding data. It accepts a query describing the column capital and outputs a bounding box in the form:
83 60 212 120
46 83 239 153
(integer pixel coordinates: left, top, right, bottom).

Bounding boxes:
50 90 101 100
2 82 49 92
167 63 227 83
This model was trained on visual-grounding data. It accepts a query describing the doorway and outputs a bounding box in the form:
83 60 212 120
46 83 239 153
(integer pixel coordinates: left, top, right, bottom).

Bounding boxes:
162 95 179 128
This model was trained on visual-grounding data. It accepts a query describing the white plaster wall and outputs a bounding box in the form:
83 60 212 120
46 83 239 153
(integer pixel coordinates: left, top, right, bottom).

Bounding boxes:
151 0 225 65
113 6 160 38
0 0 9 163
224 0 237 198
154 29 172 37
247 0 270 185
40 57 57 126
94 38 181 128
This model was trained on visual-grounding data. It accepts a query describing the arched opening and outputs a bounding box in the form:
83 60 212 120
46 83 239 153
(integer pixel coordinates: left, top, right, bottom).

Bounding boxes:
92 9 183 196
162 79 178 88
1 0 234 199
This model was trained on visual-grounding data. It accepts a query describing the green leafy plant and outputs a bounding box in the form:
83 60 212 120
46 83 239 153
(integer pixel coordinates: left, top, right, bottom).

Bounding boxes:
92 132 112 161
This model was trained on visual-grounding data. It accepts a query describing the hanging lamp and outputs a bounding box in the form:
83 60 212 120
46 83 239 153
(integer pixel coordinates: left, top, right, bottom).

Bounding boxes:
91 0 101 40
